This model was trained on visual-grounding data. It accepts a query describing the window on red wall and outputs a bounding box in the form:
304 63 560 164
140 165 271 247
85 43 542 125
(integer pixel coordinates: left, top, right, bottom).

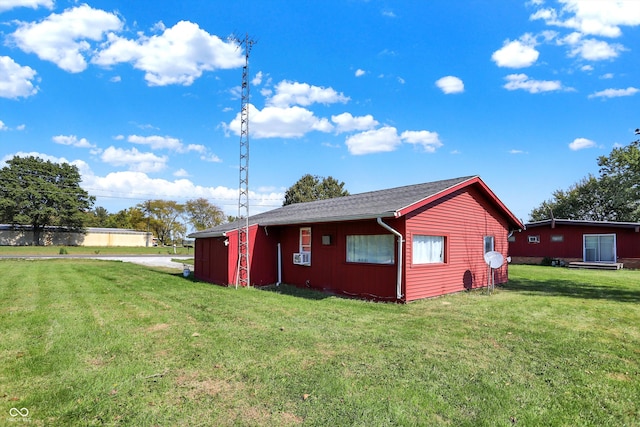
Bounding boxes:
300 227 311 253
413 235 445 264
484 235 495 253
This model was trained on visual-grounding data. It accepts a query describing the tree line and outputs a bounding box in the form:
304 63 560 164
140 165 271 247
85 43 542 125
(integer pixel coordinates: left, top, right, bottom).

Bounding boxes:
0 155 349 246
2 136 638 247
530 131 640 222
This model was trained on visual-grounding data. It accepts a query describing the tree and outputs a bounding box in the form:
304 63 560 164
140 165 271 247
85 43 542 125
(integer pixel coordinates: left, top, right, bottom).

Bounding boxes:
529 131 640 222
138 199 185 245
283 174 349 206
85 206 110 227
185 198 225 230
0 156 95 245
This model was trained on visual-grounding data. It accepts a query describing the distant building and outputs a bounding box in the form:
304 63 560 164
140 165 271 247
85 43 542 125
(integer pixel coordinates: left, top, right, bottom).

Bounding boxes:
509 219 640 269
0 225 154 247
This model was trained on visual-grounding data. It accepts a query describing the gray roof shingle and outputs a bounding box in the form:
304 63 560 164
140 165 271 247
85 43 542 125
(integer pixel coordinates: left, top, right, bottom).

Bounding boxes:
190 176 477 238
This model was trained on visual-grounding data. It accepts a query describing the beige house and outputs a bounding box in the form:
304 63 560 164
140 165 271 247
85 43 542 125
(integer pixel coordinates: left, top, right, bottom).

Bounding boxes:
0 225 154 247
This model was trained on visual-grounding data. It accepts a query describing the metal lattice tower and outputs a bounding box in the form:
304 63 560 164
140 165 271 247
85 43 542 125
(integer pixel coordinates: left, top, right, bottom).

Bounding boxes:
236 34 255 289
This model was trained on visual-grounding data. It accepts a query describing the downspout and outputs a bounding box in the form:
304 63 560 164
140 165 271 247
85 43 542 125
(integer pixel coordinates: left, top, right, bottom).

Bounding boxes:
276 243 282 286
377 217 404 301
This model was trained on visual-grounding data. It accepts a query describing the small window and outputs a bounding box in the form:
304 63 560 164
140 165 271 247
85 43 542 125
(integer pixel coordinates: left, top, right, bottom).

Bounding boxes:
413 235 445 264
551 235 564 242
507 235 516 243
300 227 311 253
528 235 540 244
484 236 495 253
346 234 394 264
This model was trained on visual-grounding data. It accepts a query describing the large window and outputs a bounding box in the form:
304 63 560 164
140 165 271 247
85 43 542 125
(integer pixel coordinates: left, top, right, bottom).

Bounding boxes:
413 235 445 264
346 234 394 264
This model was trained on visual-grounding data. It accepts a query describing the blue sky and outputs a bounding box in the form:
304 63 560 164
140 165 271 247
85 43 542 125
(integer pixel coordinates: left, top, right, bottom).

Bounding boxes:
1 0 639 222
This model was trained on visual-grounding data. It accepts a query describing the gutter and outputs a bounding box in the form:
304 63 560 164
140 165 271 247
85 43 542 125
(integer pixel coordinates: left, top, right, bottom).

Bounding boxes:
377 217 404 301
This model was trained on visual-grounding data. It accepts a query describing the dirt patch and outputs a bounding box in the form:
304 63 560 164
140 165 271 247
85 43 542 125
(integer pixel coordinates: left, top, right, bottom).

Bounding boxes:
174 371 238 400
146 323 171 333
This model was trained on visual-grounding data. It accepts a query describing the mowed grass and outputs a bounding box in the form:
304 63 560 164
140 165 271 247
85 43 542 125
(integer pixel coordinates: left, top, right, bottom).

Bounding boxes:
0 261 638 426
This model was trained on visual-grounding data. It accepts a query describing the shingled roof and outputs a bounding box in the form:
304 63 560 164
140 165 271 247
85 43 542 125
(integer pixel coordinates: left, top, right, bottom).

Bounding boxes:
189 175 521 238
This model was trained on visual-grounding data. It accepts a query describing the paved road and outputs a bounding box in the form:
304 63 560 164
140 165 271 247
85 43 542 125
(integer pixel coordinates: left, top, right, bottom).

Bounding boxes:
1 255 193 270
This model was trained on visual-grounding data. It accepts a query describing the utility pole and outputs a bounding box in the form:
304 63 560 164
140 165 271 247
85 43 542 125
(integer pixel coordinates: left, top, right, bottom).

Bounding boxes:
236 34 255 289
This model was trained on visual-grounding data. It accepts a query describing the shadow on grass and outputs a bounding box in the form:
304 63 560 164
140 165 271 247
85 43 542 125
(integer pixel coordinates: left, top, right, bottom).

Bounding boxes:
503 277 640 303
259 283 333 300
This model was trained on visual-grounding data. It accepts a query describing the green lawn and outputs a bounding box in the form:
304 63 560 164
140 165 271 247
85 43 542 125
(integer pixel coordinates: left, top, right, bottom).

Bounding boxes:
1 261 638 426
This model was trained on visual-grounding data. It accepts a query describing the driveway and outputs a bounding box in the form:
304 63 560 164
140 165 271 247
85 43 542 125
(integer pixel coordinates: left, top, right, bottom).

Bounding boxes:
1 254 192 270
91 256 192 269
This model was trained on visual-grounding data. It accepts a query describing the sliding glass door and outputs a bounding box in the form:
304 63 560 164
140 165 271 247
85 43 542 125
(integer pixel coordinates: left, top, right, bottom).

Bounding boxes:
583 234 616 263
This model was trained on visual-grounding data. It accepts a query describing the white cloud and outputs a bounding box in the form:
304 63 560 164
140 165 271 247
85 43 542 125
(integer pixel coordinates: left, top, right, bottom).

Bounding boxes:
128 135 183 151
110 75 121 83
126 135 208 154
0 0 53 12
355 69 366 77
101 146 167 173
0 121 6 131
0 56 38 99
52 135 95 148
200 153 222 163
331 112 379 133
503 74 563 93
397 77 405 84
492 35 540 68
509 149 528 154
266 80 350 108
531 0 640 38
173 169 190 177
16 124 26 131
569 137 596 150
435 76 464 94
588 87 639 99
93 21 244 86
10 5 123 73
345 126 402 155
568 38 624 60
225 104 333 139
251 71 263 86
400 130 443 152
82 169 281 215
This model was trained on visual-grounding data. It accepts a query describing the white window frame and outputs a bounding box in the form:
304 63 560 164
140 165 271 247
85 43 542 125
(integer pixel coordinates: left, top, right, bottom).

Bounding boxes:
583 234 616 263
412 235 445 264
299 227 311 254
346 234 395 264
484 235 495 253
528 235 540 244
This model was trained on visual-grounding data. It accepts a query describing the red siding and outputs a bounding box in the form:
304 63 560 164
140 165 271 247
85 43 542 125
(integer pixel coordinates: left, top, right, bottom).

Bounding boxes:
194 225 280 287
510 223 640 267
278 220 399 300
405 186 510 301
194 183 517 301
194 236 230 285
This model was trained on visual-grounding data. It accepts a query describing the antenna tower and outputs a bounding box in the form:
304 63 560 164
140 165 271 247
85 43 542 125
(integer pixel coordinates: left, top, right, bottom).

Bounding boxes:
236 34 255 289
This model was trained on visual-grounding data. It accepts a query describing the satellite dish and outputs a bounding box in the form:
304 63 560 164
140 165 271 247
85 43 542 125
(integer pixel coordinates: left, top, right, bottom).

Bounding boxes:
484 251 504 295
484 251 504 269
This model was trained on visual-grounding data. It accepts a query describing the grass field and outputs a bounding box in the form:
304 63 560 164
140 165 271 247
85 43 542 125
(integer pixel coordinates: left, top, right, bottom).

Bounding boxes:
1 261 638 426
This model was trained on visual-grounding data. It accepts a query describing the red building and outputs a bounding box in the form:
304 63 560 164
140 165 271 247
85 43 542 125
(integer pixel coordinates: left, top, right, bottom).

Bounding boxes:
509 219 640 269
189 176 523 302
